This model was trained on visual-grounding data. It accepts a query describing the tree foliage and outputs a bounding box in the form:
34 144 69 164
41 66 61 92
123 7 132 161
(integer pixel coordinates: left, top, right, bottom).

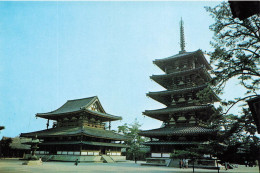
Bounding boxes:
117 119 148 161
204 2 260 163
0 137 12 157
171 147 203 160
205 2 259 99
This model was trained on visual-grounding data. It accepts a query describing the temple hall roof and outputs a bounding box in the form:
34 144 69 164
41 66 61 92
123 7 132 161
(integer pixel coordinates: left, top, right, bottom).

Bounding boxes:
39 141 129 148
153 49 212 72
36 96 122 121
139 125 217 137
20 126 127 141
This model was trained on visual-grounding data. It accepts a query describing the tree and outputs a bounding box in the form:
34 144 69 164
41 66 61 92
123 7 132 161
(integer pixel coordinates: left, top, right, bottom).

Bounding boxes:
171 145 219 173
117 119 148 161
205 2 259 110
0 137 12 158
215 109 260 164
204 2 260 164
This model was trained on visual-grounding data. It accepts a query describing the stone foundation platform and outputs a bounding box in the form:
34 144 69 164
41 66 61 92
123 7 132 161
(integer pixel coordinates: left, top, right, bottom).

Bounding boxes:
23 154 126 163
22 160 42 165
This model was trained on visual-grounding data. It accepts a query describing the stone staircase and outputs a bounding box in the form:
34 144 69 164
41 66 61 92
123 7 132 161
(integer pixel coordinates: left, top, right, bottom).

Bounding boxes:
101 155 115 163
42 155 54 162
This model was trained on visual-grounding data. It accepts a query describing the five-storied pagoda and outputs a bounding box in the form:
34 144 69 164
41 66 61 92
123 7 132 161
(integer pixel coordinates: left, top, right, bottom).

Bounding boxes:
21 96 128 162
139 19 219 166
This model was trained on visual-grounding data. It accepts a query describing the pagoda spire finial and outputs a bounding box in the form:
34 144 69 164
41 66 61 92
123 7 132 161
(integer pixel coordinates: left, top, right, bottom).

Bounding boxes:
179 18 186 54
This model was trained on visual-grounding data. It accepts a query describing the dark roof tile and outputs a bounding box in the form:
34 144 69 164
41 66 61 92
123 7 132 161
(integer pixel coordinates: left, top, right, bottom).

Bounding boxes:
21 126 128 141
139 125 217 137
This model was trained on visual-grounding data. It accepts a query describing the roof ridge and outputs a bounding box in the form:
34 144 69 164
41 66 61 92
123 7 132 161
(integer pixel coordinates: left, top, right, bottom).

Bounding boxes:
154 50 198 61
67 96 97 102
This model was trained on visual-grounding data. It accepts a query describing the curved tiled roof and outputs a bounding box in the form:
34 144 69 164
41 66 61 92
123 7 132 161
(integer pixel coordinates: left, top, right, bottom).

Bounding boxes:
139 125 217 137
36 96 122 121
143 105 215 121
148 84 208 96
37 96 97 115
151 66 211 80
150 67 212 89
153 49 212 72
20 126 127 141
147 84 220 106
39 141 128 148
84 109 122 121
144 105 214 116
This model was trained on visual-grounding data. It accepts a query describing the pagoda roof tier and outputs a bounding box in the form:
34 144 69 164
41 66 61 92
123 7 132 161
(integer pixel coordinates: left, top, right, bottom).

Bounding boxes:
36 96 122 121
20 126 127 141
143 105 214 121
151 66 211 89
39 141 129 148
153 49 211 72
147 84 219 106
139 125 217 137
142 141 209 146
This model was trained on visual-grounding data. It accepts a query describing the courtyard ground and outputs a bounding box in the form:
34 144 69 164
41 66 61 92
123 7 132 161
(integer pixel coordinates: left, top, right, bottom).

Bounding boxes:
0 158 259 173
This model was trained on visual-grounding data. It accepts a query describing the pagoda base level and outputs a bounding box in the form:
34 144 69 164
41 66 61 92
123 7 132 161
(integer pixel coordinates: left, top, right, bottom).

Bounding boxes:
141 158 178 167
189 165 224 170
22 160 42 166
23 154 126 163
142 158 224 169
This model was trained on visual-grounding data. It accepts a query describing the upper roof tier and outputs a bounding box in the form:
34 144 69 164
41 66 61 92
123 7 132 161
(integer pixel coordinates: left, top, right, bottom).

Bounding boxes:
36 96 122 121
151 66 212 89
153 49 211 73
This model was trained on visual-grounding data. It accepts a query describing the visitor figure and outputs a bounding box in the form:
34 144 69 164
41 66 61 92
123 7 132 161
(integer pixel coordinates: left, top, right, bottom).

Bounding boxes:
75 159 79 166
225 162 228 170
39 157 42 163
179 159 183 168
182 159 185 169
185 159 188 168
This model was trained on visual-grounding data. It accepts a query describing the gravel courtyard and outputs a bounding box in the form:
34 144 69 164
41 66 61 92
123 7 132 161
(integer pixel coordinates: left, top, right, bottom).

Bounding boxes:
0 159 259 173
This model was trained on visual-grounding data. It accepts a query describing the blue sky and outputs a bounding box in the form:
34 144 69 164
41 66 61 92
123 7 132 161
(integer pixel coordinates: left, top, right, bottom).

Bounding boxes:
1 1 245 138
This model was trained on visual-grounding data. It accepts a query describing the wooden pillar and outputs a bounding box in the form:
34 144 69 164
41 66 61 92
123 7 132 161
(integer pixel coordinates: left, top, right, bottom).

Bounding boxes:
46 119 49 129
80 134 83 155
80 144 82 156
